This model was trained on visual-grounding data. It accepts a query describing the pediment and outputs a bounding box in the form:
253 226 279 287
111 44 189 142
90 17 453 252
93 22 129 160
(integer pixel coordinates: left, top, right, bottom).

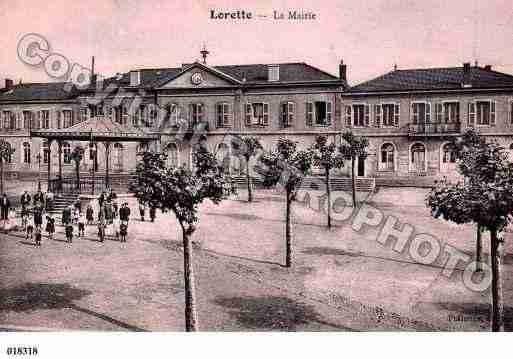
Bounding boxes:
157 63 239 89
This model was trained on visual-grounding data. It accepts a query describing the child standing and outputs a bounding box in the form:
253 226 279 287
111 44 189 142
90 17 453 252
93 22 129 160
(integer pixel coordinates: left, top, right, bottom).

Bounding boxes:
45 214 55 240
119 222 128 243
78 212 85 237
139 202 146 221
34 227 42 246
86 204 94 225
26 217 34 240
65 223 73 243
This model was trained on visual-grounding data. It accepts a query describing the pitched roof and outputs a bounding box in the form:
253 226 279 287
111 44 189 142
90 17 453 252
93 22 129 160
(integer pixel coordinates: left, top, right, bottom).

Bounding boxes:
349 66 513 93
114 62 340 88
30 117 157 141
0 82 79 102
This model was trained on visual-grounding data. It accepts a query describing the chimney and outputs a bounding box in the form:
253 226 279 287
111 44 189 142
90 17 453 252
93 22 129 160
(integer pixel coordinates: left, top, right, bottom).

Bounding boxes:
484 65 492 71
339 60 347 81
4 78 13 90
268 64 279 82
462 62 472 88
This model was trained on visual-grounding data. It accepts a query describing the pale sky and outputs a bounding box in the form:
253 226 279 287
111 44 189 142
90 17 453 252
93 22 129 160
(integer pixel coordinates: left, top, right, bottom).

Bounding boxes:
1 0 513 86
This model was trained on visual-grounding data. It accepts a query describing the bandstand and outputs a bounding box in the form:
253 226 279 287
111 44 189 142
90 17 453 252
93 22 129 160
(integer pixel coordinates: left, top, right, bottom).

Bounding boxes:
30 117 158 195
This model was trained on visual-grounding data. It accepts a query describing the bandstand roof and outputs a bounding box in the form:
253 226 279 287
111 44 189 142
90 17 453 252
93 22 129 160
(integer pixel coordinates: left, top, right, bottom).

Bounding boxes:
30 117 158 142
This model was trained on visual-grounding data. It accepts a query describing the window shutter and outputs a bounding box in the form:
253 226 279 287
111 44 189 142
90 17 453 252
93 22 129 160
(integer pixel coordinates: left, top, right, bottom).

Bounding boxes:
510 101 513 125
245 103 252 126
468 102 476 126
306 102 314 126
425 102 431 123
288 102 294 127
411 103 417 123
394 103 400 127
281 102 287 127
36 111 41 129
216 103 222 128
435 103 443 123
326 102 333 126
374 104 381 127
263 103 269 126
490 101 496 126
56 110 61 129
16 111 21 129
225 103 231 126
364 105 370 127
344 105 352 127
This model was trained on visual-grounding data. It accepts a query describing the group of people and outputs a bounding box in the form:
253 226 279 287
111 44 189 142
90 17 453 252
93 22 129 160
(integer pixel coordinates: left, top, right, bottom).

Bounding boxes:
15 189 54 247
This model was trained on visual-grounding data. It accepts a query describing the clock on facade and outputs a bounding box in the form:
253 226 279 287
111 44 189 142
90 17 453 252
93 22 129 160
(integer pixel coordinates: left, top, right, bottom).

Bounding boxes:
191 72 203 85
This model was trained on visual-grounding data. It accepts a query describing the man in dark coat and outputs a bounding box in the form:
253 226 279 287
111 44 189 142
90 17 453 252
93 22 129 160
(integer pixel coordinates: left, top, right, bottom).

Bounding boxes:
0 194 10 220
33 190 45 207
62 206 72 226
20 191 31 209
119 203 131 225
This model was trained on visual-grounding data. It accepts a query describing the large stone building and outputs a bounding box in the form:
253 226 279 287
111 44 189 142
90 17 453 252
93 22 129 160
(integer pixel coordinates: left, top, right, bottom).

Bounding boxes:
341 62 513 185
1 54 513 187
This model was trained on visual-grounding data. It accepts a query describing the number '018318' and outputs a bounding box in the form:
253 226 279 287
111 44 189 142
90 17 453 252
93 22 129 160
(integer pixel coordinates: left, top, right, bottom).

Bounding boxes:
6 347 38 355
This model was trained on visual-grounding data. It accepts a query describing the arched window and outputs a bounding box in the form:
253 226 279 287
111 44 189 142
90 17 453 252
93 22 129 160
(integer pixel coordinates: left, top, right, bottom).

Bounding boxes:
63 142 71 164
410 142 426 172
165 142 179 167
42 141 49 164
442 143 456 163
113 143 124 171
23 142 31 164
380 143 395 171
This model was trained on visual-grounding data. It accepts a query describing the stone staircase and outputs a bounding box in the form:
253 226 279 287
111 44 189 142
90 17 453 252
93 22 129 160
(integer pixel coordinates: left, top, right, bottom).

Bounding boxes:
48 193 80 215
230 176 376 192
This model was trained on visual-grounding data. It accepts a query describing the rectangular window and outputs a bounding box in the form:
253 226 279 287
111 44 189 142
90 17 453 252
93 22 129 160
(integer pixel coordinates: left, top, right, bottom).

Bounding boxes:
281 102 294 127
443 102 460 123
352 104 366 127
40 110 50 129
382 104 396 127
2 111 13 130
23 111 32 129
510 101 513 124
476 101 495 126
63 110 73 128
374 104 381 127
246 103 269 126
189 103 204 126
216 103 232 127
314 101 331 125
411 102 430 124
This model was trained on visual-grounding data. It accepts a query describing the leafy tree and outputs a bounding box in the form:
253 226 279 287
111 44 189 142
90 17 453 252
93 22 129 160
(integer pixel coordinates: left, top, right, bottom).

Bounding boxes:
427 129 513 331
70 146 84 192
231 136 263 202
310 135 344 228
256 139 313 267
0 140 15 194
340 131 369 207
130 144 228 331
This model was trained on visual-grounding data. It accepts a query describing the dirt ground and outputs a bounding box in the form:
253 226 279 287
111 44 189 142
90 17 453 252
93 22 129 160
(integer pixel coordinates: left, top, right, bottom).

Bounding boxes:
0 186 511 331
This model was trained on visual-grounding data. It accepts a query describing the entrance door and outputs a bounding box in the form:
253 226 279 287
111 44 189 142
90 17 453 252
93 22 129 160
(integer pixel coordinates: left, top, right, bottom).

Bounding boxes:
411 143 426 173
357 156 365 177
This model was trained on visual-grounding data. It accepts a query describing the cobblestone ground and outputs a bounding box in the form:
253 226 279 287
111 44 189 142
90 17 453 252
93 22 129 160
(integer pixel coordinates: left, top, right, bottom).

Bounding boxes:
0 187 511 331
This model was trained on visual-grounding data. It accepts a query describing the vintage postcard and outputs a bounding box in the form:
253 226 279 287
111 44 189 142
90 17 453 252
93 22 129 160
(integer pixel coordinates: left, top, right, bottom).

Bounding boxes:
0 0 512 358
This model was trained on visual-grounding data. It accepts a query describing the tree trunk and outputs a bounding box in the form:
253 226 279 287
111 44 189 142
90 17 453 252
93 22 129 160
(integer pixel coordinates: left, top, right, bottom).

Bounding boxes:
490 230 504 332
351 156 356 207
0 160 4 195
325 167 331 228
476 224 482 272
285 189 292 267
246 157 253 202
181 223 198 332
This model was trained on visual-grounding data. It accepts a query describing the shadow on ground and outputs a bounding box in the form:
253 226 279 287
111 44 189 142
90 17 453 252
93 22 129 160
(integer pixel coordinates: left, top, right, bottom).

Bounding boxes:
436 302 513 331
204 212 263 221
0 283 147 331
214 295 355 331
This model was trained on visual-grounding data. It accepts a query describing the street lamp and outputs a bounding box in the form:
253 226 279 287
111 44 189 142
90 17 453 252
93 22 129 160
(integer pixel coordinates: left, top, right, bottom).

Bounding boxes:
36 153 41 192
90 142 97 195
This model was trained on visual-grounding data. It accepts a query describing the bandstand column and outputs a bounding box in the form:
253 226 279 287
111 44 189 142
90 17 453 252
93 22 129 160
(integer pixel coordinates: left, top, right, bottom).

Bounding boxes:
104 141 111 189
57 139 62 192
47 138 53 191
